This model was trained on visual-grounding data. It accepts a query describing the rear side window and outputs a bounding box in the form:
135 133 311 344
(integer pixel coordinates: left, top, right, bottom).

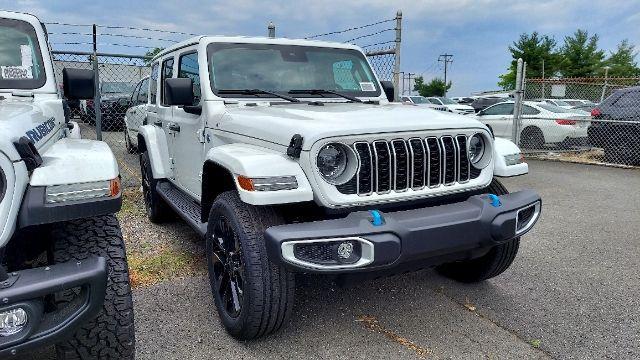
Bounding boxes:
483 103 514 115
178 52 201 105
138 77 149 104
149 62 159 104
613 92 639 107
522 105 540 115
161 57 174 106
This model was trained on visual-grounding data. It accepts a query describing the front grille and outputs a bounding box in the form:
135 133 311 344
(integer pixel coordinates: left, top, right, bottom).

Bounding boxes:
338 135 478 195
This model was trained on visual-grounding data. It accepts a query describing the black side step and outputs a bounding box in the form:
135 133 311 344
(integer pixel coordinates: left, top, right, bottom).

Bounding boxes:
156 181 207 237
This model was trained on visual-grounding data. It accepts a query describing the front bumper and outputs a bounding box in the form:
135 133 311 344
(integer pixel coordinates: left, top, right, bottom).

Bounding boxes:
265 190 541 274
0 257 107 357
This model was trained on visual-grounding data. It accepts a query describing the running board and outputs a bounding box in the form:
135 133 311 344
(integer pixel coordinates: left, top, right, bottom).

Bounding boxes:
156 181 207 237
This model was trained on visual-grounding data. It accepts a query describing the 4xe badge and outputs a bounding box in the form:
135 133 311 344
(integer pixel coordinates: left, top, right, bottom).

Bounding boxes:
25 118 56 143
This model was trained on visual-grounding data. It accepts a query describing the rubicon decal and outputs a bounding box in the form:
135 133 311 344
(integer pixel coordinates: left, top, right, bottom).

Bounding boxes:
25 118 56 143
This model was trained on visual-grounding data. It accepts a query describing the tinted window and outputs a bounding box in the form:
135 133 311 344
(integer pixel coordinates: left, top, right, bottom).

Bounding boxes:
482 103 514 115
150 62 159 104
161 58 174 105
138 78 149 104
614 92 639 107
522 105 540 115
178 52 200 105
0 18 46 89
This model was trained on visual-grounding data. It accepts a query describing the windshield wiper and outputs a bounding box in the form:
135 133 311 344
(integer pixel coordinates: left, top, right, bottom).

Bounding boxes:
288 89 363 103
218 89 300 103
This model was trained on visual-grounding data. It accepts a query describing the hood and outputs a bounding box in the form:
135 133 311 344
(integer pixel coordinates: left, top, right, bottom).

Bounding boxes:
0 99 60 160
452 104 474 111
217 102 487 149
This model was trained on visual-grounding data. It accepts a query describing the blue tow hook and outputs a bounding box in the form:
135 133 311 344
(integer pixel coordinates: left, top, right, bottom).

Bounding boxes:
487 194 502 207
369 210 384 226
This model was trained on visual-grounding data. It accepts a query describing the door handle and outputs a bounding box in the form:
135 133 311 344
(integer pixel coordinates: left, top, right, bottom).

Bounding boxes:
168 123 181 132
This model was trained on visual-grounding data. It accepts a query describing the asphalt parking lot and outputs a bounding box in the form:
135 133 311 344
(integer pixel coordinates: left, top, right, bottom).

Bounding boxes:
18 160 640 359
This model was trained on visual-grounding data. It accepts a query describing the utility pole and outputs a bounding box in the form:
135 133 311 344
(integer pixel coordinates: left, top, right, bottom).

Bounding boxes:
405 72 415 96
541 58 545 99
438 54 453 96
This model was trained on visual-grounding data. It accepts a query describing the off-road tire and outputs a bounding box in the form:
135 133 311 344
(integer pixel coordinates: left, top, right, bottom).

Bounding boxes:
206 191 295 340
140 150 172 223
520 126 544 149
51 215 135 359
436 179 521 283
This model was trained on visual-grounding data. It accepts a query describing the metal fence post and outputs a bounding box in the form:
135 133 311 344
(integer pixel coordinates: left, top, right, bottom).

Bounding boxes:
92 24 102 141
268 22 275 38
393 10 402 102
600 66 610 103
512 58 524 145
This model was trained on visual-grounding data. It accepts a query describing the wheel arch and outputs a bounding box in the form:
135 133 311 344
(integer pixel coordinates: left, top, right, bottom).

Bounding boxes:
201 161 236 222
137 125 171 179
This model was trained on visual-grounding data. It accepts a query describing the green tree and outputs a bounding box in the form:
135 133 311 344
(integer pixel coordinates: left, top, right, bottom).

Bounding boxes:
144 47 164 65
413 76 452 97
498 32 559 90
602 39 640 77
559 29 605 77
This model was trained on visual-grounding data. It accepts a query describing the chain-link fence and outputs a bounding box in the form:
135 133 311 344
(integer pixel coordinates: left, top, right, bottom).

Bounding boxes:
52 51 150 186
516 77 640 166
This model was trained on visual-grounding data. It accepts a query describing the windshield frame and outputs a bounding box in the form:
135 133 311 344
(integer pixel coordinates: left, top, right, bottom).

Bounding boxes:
206 42 381 99
0 17 47 90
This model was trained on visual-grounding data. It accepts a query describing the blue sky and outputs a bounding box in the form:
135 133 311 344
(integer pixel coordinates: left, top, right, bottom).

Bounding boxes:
2 0 639 96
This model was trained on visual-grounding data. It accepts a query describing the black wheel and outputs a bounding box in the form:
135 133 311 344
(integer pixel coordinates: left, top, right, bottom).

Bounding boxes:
140 150 173 223
436 179 521 283
125 131 137 154
51 215 135 359
206 191 295 340
520 127 545 149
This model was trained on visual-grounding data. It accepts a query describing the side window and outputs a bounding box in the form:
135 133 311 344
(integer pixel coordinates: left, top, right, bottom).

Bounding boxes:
522 105 540 115
613 92 637 107
149 62 159 104
138 78 149 104
161 57 174 106
178 52 201 105
483 103 514 116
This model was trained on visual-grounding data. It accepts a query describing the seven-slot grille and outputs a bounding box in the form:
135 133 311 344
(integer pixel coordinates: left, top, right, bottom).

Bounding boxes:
336 135 475 196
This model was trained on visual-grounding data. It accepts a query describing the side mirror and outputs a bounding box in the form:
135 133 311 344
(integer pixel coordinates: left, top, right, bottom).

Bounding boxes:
380 81 395 102
62 68 95 100
164 78 194 106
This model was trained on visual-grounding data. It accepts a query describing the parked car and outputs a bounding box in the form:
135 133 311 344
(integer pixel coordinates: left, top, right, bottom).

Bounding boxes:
470 96 504 113
451 96 474 104
563 99 595 107
475 101 590 148
124 76 150 153
0 11 134 358
543 98 574 109
426 96 475 114
589 86 640 164
136 36 540 340
401 95 448 111
80 81 135 131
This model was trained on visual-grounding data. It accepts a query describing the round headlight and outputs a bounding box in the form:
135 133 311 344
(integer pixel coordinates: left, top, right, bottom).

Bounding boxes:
317 143 349 184
468 134 485 165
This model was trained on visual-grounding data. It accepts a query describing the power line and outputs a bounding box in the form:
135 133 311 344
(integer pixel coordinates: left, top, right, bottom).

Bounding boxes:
305 18 394 39
438 53 453 95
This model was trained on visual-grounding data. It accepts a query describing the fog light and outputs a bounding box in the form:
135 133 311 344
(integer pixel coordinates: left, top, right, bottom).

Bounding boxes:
337 242 354 259
0 308 28 337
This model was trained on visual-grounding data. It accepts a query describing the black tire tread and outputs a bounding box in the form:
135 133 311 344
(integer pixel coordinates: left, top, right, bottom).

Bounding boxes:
52 215 135 359
436 179 521 283
140 151 172 223
208 191 294 340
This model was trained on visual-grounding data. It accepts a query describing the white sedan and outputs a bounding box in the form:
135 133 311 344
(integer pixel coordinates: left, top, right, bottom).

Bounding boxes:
474 101 590 148
401 96 448 111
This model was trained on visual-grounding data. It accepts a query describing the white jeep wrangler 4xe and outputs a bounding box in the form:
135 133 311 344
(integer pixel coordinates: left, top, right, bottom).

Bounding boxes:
137 36 542 340
0 11 135 358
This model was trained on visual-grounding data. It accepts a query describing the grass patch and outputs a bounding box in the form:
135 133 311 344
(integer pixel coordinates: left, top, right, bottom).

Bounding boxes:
118 188 145 217
128 246 205 288
529 339 541 348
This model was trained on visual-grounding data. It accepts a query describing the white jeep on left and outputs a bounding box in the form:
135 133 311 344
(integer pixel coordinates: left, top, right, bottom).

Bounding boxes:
0 11 135 358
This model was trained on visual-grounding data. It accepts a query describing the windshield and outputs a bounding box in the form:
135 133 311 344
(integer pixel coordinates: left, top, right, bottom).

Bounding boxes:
538 103 575 113
0 18 46 89
410 96 429 104
101 82 134 94
207 43 380 98
438 97 457 105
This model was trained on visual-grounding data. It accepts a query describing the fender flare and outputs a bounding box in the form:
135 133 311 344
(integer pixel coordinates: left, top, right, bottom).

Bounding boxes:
206 143 313 206
137 124 172 179
493 137 529 177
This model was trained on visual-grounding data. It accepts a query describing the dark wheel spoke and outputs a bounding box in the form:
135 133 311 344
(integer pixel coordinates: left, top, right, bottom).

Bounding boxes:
210 215 245 319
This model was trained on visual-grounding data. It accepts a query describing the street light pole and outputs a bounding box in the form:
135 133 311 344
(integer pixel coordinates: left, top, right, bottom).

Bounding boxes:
600 66 611 103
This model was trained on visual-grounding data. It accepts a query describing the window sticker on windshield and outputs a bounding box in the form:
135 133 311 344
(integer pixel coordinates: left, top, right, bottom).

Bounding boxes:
20 45 33 67
360 82 375 91
1 66 33 80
